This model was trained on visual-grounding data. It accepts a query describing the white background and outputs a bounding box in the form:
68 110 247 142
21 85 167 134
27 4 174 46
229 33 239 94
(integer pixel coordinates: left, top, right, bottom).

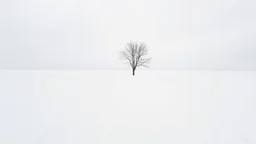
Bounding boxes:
1 1 256 143
0 70 256 144
0 0 256 69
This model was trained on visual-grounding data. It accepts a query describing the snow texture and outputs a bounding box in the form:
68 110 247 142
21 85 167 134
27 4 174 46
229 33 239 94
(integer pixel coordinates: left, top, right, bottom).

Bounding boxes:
0 70 255 144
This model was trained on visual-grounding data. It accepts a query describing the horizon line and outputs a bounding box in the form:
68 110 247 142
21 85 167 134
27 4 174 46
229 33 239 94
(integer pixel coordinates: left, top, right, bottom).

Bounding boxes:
1 68 256 71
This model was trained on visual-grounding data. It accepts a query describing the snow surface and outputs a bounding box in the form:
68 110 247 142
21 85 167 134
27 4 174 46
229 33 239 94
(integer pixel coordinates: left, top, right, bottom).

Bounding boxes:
0 70 256 144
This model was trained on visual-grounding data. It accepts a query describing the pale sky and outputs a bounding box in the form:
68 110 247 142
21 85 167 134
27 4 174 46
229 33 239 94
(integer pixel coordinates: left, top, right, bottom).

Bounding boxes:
0 0 255 69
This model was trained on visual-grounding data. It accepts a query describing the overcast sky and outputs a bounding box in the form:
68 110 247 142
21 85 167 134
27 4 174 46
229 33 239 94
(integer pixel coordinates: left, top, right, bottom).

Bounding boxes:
0 0 255 69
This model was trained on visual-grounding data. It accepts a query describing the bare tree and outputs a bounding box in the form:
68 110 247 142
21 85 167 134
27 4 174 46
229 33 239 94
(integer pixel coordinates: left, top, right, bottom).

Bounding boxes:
120 41 151 76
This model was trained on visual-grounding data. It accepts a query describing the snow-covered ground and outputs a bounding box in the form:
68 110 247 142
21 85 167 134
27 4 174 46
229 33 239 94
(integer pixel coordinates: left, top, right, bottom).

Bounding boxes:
0 70 256 144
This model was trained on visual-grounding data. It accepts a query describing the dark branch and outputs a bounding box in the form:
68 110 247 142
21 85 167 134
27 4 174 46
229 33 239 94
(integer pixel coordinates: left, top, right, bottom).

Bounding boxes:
120 41 151 72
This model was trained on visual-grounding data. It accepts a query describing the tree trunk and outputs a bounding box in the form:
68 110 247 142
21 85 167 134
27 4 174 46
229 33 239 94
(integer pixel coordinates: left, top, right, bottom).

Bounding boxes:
132 68 135 76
